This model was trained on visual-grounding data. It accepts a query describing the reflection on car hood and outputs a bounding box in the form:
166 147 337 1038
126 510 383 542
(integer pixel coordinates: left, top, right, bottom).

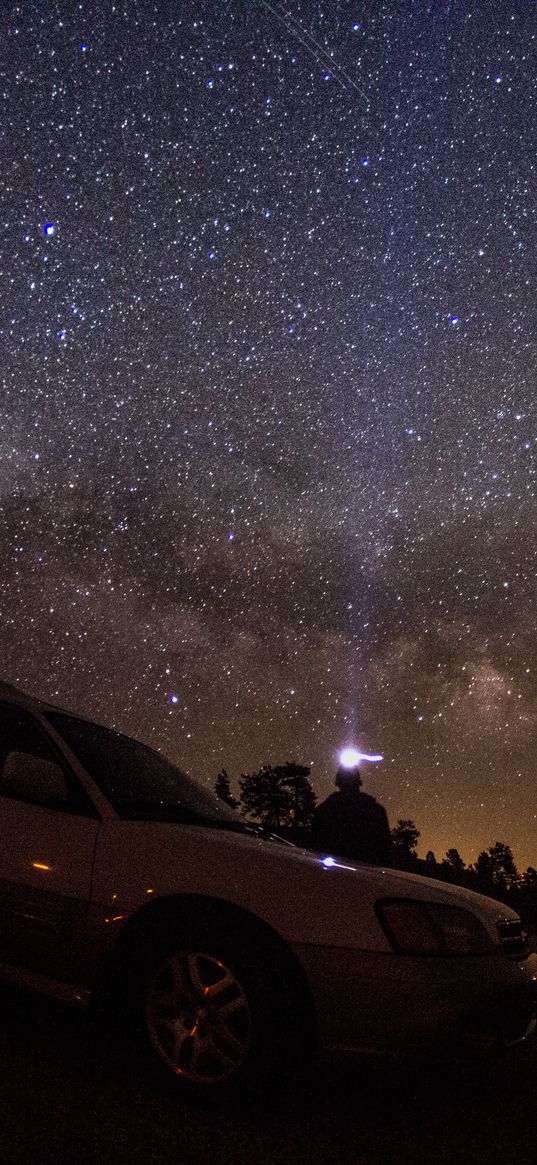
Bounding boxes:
92 819 518 952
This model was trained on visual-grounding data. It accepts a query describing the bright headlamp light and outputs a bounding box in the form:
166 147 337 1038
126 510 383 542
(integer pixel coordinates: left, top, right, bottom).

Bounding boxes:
376 899 494 957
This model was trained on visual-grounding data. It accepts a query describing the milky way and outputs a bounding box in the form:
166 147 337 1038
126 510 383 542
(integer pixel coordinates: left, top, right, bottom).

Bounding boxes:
2 2 537 868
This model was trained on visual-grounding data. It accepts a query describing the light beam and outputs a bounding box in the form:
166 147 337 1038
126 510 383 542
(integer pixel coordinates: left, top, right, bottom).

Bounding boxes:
339 747 383 767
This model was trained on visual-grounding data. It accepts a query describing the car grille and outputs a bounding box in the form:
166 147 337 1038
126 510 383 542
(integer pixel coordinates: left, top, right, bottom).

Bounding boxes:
497 918 530 959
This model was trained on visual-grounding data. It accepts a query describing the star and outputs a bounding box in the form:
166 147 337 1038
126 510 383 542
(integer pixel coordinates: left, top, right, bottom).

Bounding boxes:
0 1 535 874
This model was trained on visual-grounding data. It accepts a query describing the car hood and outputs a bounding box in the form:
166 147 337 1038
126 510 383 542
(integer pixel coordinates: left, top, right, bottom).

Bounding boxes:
92 820 517 953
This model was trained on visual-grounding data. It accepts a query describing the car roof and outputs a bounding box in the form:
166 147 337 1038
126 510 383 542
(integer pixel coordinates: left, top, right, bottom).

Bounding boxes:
0 681 145 745
0 681 63 715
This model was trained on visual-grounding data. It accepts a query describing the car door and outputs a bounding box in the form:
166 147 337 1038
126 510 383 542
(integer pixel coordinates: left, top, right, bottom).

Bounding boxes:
0 701 101 984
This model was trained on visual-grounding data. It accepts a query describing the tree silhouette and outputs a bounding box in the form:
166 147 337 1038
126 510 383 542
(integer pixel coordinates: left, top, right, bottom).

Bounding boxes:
444 848 466 872
214 769 239 809
389 824 419 871
279 762 317 829
475 841 518 890
425 850 436 864
475 850 494 883
239 762 315 831
523 866 537 890
391 819 420 865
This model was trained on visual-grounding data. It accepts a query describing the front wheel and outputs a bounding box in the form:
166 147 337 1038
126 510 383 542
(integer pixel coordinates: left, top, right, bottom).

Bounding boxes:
129 919 305 1098
145 948 253 1086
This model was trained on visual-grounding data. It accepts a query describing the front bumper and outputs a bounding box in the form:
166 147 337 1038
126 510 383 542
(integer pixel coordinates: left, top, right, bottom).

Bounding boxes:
292 945 537 1061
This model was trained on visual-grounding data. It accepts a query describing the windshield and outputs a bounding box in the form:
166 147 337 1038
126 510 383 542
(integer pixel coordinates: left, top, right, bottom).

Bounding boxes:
47 710 244 826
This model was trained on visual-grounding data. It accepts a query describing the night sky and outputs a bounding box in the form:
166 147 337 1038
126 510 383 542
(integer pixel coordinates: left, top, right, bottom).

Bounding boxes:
2 2 537 869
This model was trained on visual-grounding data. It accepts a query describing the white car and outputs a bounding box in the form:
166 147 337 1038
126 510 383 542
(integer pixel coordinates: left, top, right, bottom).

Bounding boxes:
0 681 536 1095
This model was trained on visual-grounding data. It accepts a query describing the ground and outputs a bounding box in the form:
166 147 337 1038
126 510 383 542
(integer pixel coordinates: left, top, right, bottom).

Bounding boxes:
0 985 536 1164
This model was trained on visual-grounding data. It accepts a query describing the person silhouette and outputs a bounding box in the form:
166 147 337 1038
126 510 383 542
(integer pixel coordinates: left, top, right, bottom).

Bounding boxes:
310 763 393 866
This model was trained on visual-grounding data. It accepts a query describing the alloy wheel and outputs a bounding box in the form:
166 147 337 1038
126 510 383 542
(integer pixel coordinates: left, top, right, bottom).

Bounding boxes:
144 950 252 1084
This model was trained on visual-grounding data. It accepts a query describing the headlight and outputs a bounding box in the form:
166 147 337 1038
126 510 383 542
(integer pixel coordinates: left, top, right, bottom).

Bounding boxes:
376 898 495 956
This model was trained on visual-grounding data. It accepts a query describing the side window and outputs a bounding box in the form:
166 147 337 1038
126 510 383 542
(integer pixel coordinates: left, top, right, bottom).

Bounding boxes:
0 704 88 813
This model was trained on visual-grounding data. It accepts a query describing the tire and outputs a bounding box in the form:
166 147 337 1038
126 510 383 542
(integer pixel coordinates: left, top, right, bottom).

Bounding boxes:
125 914 303 1100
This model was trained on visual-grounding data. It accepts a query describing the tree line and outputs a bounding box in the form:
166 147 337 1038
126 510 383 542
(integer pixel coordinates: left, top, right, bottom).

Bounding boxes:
214 763 537 929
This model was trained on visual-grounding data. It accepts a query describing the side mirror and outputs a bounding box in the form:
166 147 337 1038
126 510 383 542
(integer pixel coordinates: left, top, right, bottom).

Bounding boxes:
1 751 69 806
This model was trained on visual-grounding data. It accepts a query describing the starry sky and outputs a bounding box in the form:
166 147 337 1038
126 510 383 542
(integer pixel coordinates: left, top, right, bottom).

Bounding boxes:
2 1 537 869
